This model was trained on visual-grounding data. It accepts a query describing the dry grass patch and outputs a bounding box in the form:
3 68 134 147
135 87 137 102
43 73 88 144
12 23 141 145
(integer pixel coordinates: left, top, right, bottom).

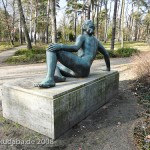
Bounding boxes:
132 52 150 83
131 52 150 150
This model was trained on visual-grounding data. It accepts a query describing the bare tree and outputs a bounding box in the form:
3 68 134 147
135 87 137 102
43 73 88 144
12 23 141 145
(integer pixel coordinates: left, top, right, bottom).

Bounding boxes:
104 0 108 43
111 0 118 50
121 0 125 47
29 0 33 42
50 0 57 43
16 0 32 49
87 0 91 19
45 0 50 44
2 0 14 45
33 0 38 45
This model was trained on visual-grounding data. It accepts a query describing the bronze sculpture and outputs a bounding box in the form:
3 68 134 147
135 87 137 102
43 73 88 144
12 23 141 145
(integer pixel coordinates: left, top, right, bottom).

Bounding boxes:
35 20 110 88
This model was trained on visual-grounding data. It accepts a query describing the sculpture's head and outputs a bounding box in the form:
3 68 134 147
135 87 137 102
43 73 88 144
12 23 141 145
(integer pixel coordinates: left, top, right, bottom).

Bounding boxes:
82 20 95 35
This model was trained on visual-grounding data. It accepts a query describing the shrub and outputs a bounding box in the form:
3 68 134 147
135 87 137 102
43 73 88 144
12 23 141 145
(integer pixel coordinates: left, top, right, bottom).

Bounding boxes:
96 50 117 59
96 47 139 59
116 47 139 57
14 49 29 56
132 52 150 82
108 50 117 58
5 45 46 64
14 46 46 56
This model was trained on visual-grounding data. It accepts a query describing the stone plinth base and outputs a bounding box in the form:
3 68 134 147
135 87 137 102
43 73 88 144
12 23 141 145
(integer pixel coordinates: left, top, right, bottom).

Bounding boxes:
2 71 119 139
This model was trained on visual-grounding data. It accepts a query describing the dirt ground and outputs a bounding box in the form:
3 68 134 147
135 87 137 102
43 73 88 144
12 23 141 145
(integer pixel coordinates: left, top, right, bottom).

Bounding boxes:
0 58 143 150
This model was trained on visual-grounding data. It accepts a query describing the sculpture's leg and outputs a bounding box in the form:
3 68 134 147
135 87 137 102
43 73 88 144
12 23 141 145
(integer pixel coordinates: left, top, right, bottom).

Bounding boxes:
57 63 77 77
35 51 57 88
56 51 90 77
54 66 66 82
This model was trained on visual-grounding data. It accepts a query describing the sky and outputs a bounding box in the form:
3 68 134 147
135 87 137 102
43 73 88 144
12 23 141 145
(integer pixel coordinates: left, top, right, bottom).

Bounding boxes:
57 0 67 24
0 0 136 26
0 0 67 24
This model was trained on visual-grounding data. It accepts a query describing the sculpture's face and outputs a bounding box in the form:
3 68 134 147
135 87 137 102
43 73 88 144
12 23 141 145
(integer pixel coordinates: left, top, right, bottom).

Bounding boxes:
82 20 95 35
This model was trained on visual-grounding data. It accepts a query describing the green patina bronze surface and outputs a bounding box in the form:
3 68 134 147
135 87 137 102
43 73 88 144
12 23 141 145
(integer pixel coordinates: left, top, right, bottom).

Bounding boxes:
35 20 110 88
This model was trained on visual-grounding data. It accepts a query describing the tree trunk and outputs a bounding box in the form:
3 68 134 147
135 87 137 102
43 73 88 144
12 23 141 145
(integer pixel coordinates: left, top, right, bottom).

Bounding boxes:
91 0 95 22
131 3 134 41
111 0 118 50
46 0 50 44
12 0 16 44
87 0 91 19
108 1 112 26
96 0 100 39
16 0 32 49
33 0 38 45
121 0 125 48
74 11 77 40
19 17 23 45
2 0 14 45
83 0 87 20
134 19 138 41
50 0 57 43
118 0 122 42
29 0 33 42
104 0 108 43
96 0 103 39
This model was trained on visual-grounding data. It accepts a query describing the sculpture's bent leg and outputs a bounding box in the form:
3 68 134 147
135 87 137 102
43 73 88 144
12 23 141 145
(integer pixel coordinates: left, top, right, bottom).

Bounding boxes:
54 66 66 82
57 63 77 77
56 51 90 77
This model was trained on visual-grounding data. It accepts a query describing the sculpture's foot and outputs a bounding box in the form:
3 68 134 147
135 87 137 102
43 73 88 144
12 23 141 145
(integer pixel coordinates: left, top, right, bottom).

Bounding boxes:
34 78 55 88
54 76 66 82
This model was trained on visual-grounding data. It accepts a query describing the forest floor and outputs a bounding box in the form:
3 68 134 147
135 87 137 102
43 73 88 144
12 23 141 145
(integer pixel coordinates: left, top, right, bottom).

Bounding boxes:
0 56 145 150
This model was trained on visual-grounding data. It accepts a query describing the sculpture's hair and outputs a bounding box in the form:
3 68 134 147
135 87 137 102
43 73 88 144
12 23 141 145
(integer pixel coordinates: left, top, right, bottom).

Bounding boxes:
82 20 95 34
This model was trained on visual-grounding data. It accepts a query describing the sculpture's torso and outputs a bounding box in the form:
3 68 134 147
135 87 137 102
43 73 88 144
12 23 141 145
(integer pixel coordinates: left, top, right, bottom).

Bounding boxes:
77 34 98 66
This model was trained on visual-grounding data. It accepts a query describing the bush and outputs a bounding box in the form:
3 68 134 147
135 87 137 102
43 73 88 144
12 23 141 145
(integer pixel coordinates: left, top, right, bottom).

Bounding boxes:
5 45 46 64
96 50 117 59
96 47 139 59
116 47 139 57
14 49 29 56
14 46 46 56
132 52 150 82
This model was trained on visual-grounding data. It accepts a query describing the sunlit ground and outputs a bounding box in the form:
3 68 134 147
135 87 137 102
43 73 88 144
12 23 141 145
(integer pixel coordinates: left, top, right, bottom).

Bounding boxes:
102 41 149 51
0 42 21 52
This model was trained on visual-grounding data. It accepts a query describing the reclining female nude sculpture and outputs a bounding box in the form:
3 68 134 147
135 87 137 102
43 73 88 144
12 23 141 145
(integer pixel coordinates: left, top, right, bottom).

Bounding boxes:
35 20 110 88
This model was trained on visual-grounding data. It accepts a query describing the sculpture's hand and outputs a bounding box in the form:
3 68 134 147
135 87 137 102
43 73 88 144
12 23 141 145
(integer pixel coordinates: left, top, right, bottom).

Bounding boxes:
47 43 63 52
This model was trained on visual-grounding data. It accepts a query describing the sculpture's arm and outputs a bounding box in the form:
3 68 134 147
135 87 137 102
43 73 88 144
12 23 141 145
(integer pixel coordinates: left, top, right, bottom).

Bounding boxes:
98 41 110 71
48 35 84 52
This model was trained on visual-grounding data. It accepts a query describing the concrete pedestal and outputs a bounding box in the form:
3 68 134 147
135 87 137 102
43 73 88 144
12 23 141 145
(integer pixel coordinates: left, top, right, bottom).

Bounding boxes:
2 71 119 139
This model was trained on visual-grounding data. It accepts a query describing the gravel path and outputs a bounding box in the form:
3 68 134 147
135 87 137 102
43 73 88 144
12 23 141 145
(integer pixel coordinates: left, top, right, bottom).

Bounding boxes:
0 57 141 150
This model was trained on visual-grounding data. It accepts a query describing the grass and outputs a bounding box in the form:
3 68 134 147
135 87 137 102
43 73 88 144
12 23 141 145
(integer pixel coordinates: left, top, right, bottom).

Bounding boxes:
5 45 47 65
102 41 148 50
0 42 21 52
